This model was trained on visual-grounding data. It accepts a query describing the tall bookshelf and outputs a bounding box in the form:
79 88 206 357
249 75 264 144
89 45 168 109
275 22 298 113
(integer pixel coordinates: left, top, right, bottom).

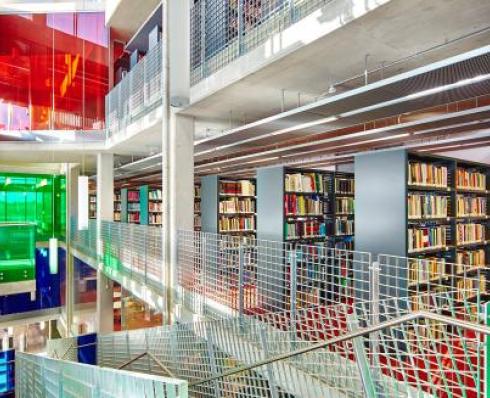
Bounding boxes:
256 166 355 311
89 192 97 219
257 166 355 246
355 149 489 303
148 187 163 226
121 188 141 224
201 175 258 313
194 183 201 231
201 175 256 238
114 189 121 222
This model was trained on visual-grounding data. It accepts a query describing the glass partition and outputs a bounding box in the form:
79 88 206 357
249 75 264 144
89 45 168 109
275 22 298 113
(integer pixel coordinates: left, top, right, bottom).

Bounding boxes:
0 224 36 284
0 173 66 241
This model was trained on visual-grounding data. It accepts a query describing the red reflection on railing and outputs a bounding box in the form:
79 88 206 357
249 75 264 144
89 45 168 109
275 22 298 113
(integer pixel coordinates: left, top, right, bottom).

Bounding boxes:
0 12 108 131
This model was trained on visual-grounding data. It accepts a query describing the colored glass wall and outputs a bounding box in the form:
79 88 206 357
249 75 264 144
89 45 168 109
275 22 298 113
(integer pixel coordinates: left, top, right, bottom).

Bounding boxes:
0 13 108 132
0 173 66 241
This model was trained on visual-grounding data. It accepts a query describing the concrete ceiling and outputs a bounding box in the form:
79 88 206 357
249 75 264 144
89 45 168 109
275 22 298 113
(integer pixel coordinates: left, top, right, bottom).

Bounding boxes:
106 0 161 42
183 0 490 127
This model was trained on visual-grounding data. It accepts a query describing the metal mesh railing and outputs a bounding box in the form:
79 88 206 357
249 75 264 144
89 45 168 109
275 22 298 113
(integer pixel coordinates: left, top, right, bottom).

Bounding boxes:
15 352 188 397
92 294 490 398
70 218 97 259
105 44 162 138
190 0 333 85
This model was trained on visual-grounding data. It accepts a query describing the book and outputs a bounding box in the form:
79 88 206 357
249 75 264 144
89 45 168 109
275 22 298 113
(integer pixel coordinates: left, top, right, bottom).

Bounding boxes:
408 226 448 253
456 223 485 245
456 168 486 191
456 195 486 217
408 194 448 219
285 172 324 193
408 162 448 188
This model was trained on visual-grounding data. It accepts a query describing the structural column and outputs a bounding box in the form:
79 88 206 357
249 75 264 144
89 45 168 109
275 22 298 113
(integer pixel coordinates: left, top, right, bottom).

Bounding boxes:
162 0 194 323
96 153 115 334
65 164 79 336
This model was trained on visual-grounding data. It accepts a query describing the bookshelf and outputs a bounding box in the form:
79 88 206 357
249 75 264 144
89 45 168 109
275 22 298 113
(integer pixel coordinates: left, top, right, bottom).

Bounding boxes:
121 188 141 224
114 189 121 222
89 192 97 219
256 166 355 311
148 187 163 226
194 183 201 231
201 175 256 237
355 149 489 304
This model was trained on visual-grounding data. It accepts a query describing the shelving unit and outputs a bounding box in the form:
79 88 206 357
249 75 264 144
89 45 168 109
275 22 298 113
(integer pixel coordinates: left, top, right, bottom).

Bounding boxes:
256 166 356 311
89 192 97 219
355 149 489 304
121 188 141 224
114 190 121 222
194 183 201 231
201 175 256 238
147 187 163 226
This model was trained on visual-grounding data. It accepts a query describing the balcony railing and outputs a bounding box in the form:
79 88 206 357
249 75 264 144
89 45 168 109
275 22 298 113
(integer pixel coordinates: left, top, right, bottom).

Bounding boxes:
105 44 162 139
190 0 333 85
15 352 188 397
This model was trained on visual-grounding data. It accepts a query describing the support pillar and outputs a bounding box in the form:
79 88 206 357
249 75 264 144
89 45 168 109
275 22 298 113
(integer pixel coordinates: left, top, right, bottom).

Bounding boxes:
163 0 194 323
96 153 115 334
65 164 79 336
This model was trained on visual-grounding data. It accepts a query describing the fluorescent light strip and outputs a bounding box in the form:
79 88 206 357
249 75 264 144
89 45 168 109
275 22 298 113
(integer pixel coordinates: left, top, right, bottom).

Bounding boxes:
195 73 490 156
195 108 490 169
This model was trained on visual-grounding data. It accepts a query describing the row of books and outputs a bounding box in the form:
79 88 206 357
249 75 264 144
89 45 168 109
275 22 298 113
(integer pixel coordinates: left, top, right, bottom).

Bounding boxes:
336 198 354 214
128 203 140 212
194 185 201 198
408 257 445 284
194 202 200 213
285 173 324 193
149 190 162 200
335 178 355 195
127 191 140 202
335 219 354 235
115 203 121 211
219 216 255 232
456 249 485 268
408 226 448 253
456 276 485 301
89 195 96 203
284 194 322 215
114 193 121 202
456 195 487 217
149 213 162 225
219 180 255 196
149 202 162 212
408 194 448 219
128 213 140 223
285 221 326 240
408 162 448 188
456 223 486 245
114 212 121 222
456 168 486 191
220 197 255 214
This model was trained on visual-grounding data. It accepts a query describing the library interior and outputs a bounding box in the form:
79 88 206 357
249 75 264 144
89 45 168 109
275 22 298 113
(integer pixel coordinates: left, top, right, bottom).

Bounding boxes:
2 0 490 397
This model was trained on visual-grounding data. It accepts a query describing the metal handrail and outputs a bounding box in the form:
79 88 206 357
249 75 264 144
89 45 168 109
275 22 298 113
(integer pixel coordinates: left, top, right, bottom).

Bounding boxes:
188 310 490 387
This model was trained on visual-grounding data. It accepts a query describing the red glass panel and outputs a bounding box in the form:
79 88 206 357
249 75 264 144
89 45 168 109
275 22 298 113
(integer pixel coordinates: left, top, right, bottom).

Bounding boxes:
0 12 108 132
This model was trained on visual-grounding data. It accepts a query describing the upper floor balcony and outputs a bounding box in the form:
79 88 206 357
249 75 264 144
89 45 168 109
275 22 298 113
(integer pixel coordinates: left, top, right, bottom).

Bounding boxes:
190 0 330 86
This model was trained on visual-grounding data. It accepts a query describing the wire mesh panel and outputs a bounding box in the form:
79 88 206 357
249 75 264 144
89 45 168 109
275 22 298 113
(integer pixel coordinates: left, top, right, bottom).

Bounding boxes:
105 45 162 138
190 0 333 84
15 352 188 398
70 218 97 260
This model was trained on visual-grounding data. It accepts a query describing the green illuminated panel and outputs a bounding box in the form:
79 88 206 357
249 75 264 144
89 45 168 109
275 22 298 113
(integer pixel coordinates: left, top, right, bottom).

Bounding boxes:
0 224 35 283
0 173 66 241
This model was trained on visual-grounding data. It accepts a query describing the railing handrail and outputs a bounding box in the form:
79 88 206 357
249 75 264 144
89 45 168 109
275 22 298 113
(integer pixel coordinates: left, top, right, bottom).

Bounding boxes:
188 310 490 387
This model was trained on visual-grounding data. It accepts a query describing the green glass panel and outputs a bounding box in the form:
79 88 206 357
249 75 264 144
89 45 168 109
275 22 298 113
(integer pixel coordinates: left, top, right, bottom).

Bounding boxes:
0 172 66 241
0 224 35 283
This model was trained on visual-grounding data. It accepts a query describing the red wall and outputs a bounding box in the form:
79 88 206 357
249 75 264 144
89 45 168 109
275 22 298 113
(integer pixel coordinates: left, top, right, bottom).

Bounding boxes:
0 13 108 131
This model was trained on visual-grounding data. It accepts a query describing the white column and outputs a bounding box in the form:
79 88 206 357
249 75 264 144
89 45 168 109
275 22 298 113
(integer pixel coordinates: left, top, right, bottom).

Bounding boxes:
96 153 114 334
162 1 194 323
65 164 79 336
